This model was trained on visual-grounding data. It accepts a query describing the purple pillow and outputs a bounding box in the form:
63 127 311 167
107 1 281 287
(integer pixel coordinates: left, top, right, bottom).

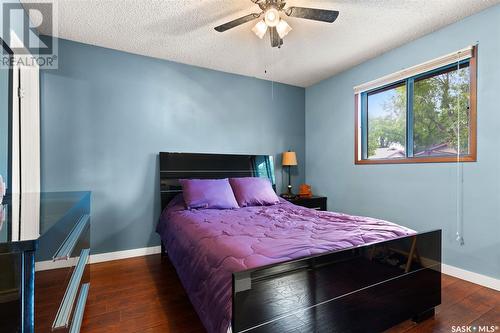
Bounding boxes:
179 178 239 209
229 177 280 207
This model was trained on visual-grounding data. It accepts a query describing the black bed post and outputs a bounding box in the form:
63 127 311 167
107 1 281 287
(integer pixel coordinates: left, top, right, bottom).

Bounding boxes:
411 308 435 323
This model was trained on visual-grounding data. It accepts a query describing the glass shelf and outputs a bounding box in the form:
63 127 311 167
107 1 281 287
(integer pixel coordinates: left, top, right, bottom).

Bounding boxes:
0 191 91 253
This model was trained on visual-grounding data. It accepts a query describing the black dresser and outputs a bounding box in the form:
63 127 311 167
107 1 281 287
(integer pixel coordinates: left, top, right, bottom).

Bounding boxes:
0 192 91 333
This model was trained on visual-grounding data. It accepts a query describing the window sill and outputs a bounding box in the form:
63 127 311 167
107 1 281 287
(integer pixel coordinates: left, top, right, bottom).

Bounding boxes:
355 155 476 165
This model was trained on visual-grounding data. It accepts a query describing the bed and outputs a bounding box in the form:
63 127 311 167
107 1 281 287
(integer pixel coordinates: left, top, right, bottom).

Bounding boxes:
157 152 441 333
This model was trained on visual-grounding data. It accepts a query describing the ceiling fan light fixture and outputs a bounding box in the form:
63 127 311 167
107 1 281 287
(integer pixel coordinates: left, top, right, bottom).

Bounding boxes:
213 1 340 49
252 20 268 39
276 19 292 38
264 7 280 27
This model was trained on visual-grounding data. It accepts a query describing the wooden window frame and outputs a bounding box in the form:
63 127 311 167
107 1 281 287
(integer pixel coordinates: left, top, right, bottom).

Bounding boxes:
354 46 477 165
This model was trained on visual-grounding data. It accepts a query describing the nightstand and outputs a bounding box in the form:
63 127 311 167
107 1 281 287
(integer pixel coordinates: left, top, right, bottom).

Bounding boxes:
283 196 327 211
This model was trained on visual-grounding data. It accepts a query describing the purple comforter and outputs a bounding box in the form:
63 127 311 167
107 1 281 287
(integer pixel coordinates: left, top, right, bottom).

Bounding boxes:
157 195 415 333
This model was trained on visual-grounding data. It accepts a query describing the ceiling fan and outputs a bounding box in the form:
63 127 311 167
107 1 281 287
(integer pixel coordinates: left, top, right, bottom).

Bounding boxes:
214 0 339 48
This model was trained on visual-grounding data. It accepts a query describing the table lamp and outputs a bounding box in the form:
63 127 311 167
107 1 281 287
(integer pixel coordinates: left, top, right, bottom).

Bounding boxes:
282 151 297 198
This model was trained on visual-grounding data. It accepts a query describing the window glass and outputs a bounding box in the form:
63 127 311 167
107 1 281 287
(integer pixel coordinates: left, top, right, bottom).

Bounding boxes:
357 57 475 164
367 84 406 159
413 63 470 157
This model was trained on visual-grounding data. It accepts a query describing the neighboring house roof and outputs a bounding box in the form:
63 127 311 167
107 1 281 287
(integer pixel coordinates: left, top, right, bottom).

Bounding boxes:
370 142 460 160
371 147 405 159
414 143 459 156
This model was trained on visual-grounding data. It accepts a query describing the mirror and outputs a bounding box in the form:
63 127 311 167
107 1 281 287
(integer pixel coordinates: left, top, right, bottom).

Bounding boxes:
0 38 12 196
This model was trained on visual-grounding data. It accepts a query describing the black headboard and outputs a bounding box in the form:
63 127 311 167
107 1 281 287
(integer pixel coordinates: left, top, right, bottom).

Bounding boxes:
159 152 276 211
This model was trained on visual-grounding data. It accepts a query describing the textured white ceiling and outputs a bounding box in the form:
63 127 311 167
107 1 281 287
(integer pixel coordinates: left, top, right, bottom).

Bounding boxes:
27 0 500 87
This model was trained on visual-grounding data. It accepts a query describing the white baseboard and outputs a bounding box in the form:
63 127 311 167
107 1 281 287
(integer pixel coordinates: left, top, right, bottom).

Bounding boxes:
34 246 500 291
442 264 500 291
89 246 162 264
35 246 162 272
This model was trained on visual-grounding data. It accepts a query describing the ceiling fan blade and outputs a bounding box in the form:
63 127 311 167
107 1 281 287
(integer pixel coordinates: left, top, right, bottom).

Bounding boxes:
214 13 261 32
285 7 339 23
269 27 283 48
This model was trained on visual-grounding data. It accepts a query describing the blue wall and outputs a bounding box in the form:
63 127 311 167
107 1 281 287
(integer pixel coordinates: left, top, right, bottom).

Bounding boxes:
41 38 305 254
306 5 500 279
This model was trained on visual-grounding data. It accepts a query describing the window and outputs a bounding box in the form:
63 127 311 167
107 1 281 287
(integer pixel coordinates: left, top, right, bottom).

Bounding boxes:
355 47 477 164
367 83 407 160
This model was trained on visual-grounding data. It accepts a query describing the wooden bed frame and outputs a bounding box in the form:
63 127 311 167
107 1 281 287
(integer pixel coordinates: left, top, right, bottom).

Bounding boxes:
159 152 441 333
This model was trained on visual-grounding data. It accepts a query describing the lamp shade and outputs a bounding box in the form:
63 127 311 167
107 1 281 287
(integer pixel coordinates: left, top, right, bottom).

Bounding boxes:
282 151 297 166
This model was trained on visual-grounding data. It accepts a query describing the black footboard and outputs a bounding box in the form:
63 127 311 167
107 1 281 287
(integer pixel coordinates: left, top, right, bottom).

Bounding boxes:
232 230 441 333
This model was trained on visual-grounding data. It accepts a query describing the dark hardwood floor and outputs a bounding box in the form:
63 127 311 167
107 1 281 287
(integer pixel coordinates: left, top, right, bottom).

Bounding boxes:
80 254 499 333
